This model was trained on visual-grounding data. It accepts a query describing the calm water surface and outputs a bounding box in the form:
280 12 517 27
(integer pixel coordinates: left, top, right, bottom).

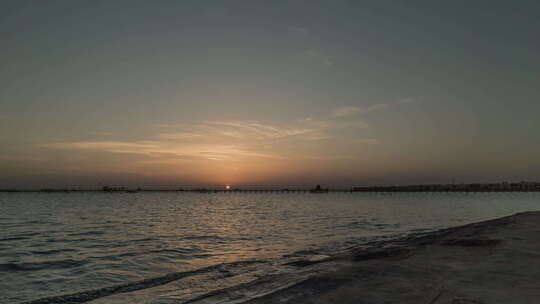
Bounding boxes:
1 192 539 303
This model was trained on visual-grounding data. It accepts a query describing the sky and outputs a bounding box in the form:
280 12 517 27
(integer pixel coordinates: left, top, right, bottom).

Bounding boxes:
1 0 539 189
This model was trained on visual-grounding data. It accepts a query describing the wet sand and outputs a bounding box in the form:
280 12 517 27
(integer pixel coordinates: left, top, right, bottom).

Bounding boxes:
242 211 540 304
184 212 540 304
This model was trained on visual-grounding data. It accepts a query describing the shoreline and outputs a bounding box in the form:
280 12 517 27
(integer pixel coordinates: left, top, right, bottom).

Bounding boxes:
189 211 540 304
22 212 540 304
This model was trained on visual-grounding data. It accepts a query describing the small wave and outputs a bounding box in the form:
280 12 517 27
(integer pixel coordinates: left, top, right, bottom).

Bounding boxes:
340 220 401 231
89 247 210 261
68 230 106 237
128 237 158 242
148 248 206 255
191 253 217 259
0 259 87 272
183 235 228 241
0 236 29 242
23 260 264 304
15 231 42 237
288 249 320 256
76 237 157 250
29 248 78 255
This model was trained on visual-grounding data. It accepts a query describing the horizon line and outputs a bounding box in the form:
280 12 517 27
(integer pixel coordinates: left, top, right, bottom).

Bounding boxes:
2 180 540 192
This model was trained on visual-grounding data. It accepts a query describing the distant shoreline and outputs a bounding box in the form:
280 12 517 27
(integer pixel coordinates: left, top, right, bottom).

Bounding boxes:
1 181 540 193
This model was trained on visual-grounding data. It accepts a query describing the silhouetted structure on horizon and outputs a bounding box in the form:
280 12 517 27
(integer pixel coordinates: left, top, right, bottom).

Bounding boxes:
2 181 540 193
310 184 329 193
352 181 540 192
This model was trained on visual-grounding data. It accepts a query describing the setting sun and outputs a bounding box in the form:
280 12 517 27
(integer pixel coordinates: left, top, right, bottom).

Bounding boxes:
225 185 231 190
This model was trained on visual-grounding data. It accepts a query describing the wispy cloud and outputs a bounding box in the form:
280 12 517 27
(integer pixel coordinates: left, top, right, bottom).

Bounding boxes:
42 120 317 162
43 140 277 161
332 106 362 117
353 138 380 145
397 97 415 104
300 117 369 130
306 49 334 67
209 121 312 139
332 104 389 117
43 141 160 154
158 120 313 141
322 58 334 67
332 97 417 118
289 26 309 36
42 117 376 163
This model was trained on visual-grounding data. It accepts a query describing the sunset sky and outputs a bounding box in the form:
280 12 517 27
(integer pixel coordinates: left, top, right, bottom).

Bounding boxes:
1 1 539 188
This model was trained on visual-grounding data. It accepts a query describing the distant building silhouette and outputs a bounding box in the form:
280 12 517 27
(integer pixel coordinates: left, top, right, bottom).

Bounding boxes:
310 184 328 193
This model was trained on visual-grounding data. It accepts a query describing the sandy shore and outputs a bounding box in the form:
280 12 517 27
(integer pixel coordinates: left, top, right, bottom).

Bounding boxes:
236 211 540 304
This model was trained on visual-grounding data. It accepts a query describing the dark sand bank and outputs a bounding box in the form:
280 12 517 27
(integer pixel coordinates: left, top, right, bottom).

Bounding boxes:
192 212 540 304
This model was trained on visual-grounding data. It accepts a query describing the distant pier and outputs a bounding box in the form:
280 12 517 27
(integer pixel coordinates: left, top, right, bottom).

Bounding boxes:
2 182 540 193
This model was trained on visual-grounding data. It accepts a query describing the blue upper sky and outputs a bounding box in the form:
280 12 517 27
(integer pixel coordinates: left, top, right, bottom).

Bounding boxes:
1 0 539 188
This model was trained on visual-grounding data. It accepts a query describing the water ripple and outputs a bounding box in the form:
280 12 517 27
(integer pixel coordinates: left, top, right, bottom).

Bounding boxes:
0 259 87 272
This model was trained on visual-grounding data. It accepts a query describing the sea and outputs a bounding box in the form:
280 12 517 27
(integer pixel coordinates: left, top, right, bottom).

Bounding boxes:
1 192 539 303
